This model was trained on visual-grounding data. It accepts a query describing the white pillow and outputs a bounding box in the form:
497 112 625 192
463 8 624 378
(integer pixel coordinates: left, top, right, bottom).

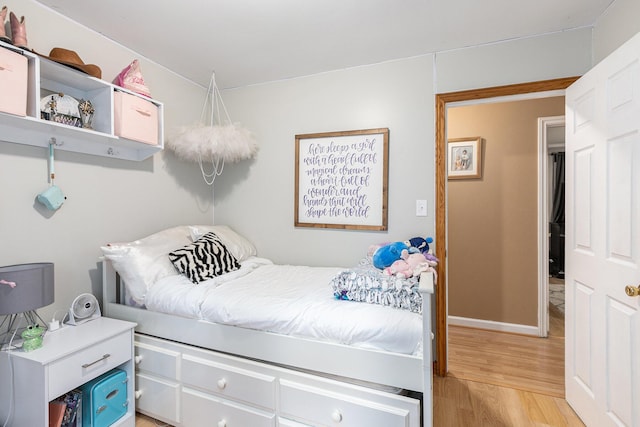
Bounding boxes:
189 225 256 261
100 226 192 305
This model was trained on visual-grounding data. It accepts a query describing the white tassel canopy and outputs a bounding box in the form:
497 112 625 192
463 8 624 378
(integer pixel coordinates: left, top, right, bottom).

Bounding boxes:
168 122 258 163
166 73 258 185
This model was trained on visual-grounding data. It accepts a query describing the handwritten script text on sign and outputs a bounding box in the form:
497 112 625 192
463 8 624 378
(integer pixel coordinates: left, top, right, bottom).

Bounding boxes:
299 135 383 225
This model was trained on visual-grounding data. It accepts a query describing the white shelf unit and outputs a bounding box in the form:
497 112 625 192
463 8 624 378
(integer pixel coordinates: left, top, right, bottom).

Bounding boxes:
0 317 137 427
0 42 164 161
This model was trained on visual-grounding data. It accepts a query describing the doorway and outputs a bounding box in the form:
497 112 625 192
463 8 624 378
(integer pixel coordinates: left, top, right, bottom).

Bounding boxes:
539 116 566 337
433 77 578 376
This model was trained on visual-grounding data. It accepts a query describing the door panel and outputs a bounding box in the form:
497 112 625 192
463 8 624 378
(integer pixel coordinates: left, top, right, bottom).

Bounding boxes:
607 298 635 426
566 31 640 427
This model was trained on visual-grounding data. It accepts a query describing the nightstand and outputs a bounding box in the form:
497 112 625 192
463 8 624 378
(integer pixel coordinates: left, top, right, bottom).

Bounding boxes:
0 317 136 426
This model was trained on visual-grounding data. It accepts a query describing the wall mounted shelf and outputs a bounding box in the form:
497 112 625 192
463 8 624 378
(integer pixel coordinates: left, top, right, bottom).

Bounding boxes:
0 42 164 161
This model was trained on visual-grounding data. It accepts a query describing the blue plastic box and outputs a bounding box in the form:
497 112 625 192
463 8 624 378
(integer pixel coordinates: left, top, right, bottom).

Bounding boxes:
80 368 128 426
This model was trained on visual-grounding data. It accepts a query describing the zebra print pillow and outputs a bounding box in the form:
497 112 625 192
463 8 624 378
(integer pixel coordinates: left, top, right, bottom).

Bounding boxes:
168 232 240 284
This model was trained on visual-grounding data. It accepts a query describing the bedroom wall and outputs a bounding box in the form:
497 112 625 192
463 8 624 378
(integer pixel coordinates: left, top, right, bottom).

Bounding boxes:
447 97 565 327
215 56 435 267
593 0 640 65
0 0 212 322
215 29 592 267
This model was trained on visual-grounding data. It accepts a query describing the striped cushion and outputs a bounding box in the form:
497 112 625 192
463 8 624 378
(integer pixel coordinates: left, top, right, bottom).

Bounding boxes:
169 232 240 284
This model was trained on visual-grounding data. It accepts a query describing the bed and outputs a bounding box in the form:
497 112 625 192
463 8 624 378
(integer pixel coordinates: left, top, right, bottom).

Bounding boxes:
101 225 434 427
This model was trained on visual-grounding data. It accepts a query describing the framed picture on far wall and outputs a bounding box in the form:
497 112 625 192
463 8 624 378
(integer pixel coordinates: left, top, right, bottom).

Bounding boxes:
447 137 483 179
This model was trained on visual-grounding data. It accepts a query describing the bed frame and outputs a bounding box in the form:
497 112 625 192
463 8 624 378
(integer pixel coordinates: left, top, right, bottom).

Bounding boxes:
102 259 434 426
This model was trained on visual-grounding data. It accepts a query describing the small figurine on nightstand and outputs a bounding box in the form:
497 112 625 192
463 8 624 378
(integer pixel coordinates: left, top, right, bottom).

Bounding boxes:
20 324 45 352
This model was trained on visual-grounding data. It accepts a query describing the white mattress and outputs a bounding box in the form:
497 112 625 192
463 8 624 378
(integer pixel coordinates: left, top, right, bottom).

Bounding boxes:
144 257 423 355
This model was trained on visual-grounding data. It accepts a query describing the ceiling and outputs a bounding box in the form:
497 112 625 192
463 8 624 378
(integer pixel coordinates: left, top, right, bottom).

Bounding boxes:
35 0 614 90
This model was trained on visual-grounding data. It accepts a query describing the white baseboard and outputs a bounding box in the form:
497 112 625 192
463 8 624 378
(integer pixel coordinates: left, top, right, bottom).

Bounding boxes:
448 315 538 336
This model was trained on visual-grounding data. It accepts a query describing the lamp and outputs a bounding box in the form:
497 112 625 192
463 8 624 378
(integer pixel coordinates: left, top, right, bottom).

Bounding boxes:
0 263 54 350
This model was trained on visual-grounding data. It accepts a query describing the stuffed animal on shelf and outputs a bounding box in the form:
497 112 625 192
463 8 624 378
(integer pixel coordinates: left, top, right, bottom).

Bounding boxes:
372 241 409 269
383 251 430 279
405 236 434 254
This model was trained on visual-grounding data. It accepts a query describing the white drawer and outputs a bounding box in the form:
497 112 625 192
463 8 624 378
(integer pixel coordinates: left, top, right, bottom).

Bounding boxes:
48 331 131 400
136 373 180 424
134 340 179 380
279 379 413 427
182 387 275 427
182 354 276 410
278 418 312 427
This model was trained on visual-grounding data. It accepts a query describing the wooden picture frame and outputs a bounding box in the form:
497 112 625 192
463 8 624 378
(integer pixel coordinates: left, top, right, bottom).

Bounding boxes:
447 137 483 179
295 128 389 230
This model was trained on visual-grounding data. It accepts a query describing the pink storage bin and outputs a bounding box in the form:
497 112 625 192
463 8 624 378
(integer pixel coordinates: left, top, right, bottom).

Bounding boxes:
114 91 158 145
0 47 28 116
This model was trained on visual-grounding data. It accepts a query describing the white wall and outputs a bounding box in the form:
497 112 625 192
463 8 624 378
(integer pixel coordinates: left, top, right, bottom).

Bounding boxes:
435 28 592 93
0 1 212 321
216 56 435 267
593 0 640 64
216 28 593 267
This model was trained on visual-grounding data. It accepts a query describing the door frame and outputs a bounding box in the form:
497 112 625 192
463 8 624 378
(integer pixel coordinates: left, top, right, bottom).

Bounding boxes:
434 77 578 376
537 115 566 337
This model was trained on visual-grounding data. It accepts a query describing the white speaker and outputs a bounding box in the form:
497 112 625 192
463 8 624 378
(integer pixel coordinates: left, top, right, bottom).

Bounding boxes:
66 293 101 325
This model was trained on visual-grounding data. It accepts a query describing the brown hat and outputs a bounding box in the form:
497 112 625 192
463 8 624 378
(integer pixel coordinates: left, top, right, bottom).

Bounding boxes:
43 48 102 79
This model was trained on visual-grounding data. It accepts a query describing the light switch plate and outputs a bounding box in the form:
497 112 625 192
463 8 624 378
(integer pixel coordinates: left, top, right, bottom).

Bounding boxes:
416 199 427 216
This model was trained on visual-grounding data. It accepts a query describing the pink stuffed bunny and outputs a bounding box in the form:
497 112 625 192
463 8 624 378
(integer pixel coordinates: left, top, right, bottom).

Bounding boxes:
383 251 429 279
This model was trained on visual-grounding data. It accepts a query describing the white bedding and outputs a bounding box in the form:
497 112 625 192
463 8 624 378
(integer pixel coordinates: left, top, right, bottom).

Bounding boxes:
144 257 423 355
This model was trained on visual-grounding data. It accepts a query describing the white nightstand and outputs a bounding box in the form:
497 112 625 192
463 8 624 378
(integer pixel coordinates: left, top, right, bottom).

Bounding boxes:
0 317 136 427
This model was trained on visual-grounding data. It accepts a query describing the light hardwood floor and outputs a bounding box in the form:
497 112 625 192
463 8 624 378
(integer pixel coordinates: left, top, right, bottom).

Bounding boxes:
436 297 584 427
135 413 172 427
136 303 581 426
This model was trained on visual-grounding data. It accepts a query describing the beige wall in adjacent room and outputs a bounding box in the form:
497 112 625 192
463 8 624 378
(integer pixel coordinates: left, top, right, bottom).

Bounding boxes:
447 97 564 326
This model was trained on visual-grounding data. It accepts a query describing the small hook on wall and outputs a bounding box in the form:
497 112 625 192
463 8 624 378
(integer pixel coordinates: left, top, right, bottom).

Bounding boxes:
49 137 63 147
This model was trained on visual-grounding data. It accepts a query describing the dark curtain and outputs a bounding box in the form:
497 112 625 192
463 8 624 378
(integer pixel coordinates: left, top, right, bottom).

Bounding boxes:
551 152 565 224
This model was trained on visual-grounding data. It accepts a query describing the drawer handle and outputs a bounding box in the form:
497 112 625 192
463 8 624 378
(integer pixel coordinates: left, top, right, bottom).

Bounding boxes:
217 420 227 427
332 410 343 423
217 378 227 390
134 355 143 364
82 353 111 368
135 390 142 399
134 108 151 117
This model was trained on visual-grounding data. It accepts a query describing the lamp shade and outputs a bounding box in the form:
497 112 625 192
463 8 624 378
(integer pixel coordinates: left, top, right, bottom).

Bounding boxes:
0 263 54 315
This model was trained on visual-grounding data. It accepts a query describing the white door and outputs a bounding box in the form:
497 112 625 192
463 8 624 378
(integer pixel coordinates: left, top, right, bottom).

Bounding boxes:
565 32 640 426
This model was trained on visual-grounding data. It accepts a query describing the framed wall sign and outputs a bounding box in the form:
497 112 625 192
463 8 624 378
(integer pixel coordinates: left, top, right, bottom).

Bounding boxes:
447 137 483 179
295 128 389 230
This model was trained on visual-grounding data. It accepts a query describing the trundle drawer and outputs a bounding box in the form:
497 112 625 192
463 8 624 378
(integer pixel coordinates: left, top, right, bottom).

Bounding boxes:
48 330 132 400
182 354 276 410
136 372 180 424
279 379 413 427
135 340 180 380
182 387 276 427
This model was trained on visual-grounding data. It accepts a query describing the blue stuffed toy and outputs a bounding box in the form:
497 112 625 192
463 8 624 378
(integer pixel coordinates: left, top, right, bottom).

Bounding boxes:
372 241 409 269
406 237 433 254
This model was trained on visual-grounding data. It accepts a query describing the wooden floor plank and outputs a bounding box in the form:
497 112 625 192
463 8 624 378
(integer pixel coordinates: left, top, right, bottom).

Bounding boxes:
435 302 583 426
447 304 566 398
